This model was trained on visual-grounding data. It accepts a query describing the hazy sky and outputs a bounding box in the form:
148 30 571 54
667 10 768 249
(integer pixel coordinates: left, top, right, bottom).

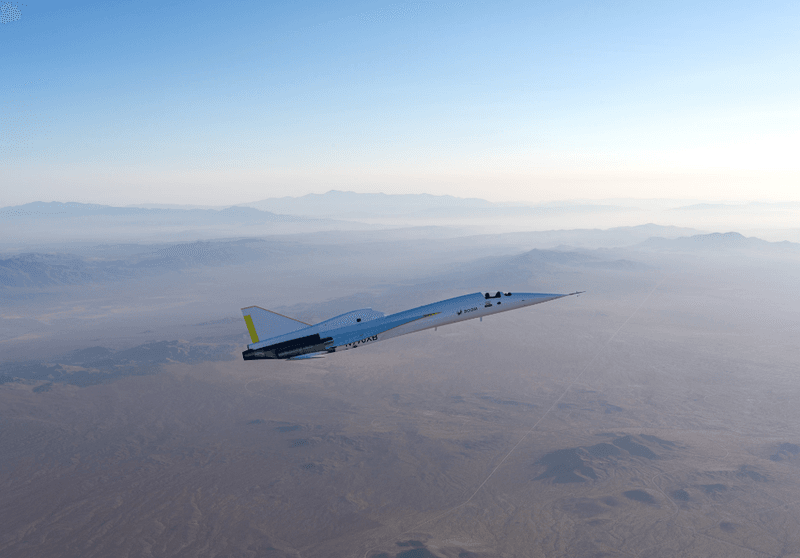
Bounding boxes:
2 0 798 205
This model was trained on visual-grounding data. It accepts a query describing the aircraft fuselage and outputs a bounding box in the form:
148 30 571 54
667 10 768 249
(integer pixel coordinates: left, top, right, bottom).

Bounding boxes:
242 291 579 360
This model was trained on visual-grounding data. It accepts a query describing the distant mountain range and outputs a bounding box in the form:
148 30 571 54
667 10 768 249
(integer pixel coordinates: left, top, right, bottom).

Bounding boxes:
0 201 375 244
0 201 338 224
244 190 493 216
638 232 800 252
670 202 800 212
8 194 799 222
4 195 799 247
465 223 704 249
0 195 644 245
241 190 632 219
0 196 695 247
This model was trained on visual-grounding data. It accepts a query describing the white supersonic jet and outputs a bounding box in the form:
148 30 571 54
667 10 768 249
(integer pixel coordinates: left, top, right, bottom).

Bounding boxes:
241 290 582 361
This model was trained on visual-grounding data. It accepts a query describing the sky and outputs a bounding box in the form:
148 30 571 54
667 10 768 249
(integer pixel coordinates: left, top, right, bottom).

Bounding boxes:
2 0 799 206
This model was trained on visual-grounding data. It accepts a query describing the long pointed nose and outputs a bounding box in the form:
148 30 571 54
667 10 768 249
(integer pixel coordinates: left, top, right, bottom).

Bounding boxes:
518 292 566 301
515 291 583 305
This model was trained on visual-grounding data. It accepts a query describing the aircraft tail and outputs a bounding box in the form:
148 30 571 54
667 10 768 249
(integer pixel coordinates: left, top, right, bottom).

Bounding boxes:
241 306 309 344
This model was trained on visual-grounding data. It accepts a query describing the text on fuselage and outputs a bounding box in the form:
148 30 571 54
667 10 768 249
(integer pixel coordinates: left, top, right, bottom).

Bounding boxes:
344 335 378 347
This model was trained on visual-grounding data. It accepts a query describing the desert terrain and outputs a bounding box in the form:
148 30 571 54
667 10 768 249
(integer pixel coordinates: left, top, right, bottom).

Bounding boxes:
2 202 800 557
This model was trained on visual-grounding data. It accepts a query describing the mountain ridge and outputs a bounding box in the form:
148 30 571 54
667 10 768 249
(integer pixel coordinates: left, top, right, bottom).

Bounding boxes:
638 232 800 252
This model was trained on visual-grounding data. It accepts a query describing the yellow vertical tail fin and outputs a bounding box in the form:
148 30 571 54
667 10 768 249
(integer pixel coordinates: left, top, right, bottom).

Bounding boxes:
241 306 309 344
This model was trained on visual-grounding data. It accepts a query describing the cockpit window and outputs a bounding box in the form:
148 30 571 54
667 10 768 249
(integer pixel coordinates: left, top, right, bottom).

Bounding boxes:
504 292 511 296
484 292 503 299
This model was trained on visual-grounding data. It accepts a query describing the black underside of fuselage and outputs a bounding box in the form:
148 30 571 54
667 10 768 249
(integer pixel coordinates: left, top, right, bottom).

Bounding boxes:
242 333 334 360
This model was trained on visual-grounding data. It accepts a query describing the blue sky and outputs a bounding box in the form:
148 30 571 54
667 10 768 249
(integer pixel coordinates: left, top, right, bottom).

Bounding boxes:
2 0 799 205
